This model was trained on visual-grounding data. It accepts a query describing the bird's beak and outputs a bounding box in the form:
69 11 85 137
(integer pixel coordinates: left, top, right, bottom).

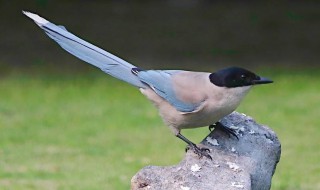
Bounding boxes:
252 77 273 85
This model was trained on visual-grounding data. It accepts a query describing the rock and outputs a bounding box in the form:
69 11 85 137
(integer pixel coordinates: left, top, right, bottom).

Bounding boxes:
131 112 281 190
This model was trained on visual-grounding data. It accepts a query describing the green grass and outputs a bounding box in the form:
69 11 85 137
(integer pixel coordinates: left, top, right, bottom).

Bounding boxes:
0 68 319 189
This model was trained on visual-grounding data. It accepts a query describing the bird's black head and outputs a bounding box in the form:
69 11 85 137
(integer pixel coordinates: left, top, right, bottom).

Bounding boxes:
209 67 273 88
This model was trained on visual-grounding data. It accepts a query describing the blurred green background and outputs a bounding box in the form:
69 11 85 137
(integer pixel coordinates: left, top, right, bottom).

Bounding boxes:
0 1 319 189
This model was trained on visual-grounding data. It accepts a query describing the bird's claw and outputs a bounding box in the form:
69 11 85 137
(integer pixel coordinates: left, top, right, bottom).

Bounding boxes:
186 144 212 160
209 122 239 140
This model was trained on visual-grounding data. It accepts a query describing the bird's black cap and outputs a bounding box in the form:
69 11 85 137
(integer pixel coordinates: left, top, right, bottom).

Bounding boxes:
209 67 273 88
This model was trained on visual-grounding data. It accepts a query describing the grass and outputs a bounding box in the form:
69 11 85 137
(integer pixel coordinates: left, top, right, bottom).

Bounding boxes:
0 68 319 189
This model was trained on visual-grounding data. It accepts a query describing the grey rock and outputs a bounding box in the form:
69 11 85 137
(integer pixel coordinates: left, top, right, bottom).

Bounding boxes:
131 112 281 190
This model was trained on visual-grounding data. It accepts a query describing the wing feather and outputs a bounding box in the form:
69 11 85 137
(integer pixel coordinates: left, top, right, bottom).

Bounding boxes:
137 70 205 112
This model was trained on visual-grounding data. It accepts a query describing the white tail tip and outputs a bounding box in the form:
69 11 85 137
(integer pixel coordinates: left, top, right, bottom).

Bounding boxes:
22 11 49 26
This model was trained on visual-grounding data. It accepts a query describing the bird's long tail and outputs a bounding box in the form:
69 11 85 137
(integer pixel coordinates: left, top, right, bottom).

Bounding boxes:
23 11 147 88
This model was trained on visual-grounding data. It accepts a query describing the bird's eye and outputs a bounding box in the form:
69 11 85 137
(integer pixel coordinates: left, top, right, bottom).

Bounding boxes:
240 74 246 79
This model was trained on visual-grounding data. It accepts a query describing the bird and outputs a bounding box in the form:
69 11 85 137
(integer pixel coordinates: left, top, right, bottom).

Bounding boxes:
23 11 273 159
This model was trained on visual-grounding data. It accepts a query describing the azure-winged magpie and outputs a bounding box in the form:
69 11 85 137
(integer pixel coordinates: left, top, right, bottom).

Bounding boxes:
24 11 273 159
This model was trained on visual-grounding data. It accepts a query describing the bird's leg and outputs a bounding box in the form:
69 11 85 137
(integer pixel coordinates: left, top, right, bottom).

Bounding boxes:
209 122 239 140
176 133 212 160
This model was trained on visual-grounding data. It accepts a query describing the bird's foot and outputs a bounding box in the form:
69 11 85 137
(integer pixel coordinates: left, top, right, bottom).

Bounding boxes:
209 122 239 140
186 143 212 160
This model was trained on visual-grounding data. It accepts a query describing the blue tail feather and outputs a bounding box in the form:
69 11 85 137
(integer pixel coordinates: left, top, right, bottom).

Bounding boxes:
23 11 147 88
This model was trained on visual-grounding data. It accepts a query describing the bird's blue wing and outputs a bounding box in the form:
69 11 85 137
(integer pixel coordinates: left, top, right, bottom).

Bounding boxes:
23 11 146 88
137 70 203 112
